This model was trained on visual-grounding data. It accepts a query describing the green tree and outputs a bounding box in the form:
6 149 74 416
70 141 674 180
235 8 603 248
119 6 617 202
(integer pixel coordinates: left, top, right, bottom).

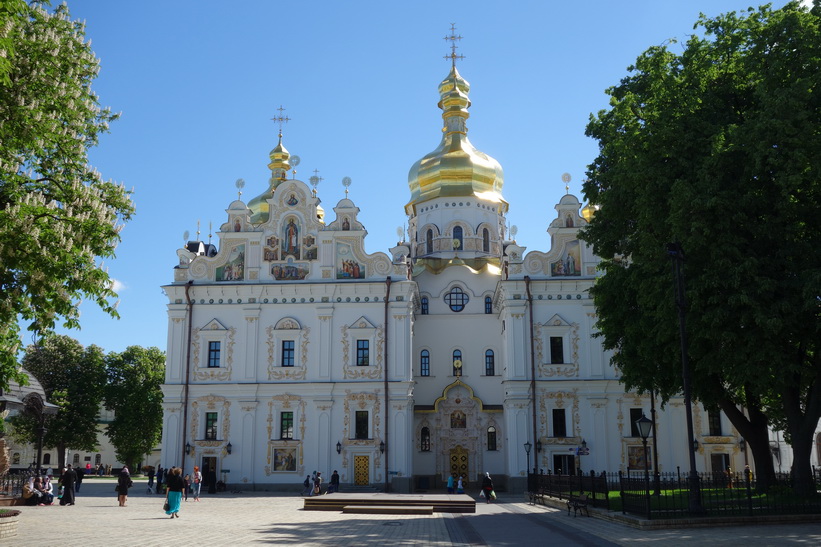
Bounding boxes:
105 346 165 471
583 1 821 495
0 1 134 390
15 335 107 468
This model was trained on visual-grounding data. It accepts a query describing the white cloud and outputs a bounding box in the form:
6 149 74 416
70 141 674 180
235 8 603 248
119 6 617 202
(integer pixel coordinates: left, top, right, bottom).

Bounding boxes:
110 279 126 293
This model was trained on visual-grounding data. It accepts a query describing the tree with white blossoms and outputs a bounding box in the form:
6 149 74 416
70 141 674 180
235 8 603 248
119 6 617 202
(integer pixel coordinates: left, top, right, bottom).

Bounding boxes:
0 0 134 389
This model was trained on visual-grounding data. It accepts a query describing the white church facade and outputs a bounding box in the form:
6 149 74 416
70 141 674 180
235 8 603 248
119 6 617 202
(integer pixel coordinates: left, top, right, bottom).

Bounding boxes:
160 57 802 493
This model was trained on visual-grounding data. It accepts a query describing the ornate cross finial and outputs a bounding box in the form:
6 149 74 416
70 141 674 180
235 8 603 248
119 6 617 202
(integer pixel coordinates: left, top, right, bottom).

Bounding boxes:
443 23 465 67
272 105 291 136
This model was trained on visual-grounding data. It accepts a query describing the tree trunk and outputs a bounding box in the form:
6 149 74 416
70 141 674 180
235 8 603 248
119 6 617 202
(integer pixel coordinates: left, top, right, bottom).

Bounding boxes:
782 359 821 496
789 431 815 496
717 395 775 492
57 442 66 470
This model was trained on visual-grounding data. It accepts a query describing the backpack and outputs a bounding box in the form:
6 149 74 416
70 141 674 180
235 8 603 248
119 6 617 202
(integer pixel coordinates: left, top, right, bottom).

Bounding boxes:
303 478 310 488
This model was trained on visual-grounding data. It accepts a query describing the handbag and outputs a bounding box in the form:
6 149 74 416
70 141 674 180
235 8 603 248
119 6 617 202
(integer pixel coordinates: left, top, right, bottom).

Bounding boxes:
490 490 497 500
479 490 485 498
163 501 169 511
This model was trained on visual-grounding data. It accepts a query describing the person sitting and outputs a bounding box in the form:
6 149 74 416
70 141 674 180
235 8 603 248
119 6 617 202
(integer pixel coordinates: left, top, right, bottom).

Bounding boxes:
22 477 42 506
38 476 55 505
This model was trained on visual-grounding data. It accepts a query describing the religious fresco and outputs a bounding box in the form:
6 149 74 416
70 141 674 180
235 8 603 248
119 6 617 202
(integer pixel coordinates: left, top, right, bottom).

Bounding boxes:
273 448 297 472
283 218 300 259
450 410 466 429
264 236 280 261
303 235 317 261
627 445 651 469
272 261 309 280
216 245 245 281
551 240 581 276
336 243 365 279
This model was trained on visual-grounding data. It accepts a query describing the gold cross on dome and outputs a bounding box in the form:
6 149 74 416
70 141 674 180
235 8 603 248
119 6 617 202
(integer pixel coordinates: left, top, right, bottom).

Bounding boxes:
272 105 291 135
443 23 465 66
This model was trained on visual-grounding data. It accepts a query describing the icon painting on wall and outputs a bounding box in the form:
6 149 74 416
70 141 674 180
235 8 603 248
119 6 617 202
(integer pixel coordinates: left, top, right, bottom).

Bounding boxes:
272 261 309 280
273 448 297 471
551 240 581 276
216 244 245 281
336 243 365 279
283 219 300 259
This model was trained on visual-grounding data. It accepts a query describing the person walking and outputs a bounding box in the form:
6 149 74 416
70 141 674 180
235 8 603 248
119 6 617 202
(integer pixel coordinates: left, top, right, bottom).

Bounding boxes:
447 474 455 494
156 465 164 495
456 475 464 494
192 466 202 501
59 464 77 505
147 466 155 494
165 467 184 518
116 466 133 507
313 472 323 496
329 470 340 494
183 474 191 501
301 475 312 496
74 466 84 493
481 472 494 504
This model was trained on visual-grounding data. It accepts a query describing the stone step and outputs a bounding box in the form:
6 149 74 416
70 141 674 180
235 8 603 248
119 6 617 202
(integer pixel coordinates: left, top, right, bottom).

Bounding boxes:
342 504 433 515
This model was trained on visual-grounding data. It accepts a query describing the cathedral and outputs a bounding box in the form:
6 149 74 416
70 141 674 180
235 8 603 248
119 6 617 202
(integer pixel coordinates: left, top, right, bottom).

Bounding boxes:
160 43 792 493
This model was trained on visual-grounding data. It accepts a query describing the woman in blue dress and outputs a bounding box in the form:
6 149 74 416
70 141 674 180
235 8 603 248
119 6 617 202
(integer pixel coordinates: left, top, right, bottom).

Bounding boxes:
165 467 184 518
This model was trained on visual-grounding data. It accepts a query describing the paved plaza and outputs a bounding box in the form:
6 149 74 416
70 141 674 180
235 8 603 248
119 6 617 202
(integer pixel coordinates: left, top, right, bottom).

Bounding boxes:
13 478 821 546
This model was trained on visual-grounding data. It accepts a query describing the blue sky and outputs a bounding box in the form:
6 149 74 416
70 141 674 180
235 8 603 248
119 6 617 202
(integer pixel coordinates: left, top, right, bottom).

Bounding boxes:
50 0 804 354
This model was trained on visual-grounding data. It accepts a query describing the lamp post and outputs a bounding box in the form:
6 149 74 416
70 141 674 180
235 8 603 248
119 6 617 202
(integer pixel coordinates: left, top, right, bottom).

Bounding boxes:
635 414 653 519
22 393 59 474
667 242 704 514
650 389 660 495
524 442 532 492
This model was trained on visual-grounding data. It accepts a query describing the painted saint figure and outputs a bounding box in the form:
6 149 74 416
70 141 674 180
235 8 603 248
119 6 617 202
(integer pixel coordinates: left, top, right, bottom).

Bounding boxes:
284 219 299 258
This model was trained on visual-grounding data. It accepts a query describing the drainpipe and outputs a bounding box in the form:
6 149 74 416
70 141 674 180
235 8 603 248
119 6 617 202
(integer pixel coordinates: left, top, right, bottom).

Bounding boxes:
181 281 194 469
383 276 392 492
524 276 537 475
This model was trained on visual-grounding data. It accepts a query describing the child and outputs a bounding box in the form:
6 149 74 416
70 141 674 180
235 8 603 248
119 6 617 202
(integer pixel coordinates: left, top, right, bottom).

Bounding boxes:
183 474 191 501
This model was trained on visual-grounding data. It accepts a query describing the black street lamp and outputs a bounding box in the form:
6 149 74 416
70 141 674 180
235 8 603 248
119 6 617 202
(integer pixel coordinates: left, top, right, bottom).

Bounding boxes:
524 441 532 489
636 414 653 519
667 242 705 514
22 393 58 474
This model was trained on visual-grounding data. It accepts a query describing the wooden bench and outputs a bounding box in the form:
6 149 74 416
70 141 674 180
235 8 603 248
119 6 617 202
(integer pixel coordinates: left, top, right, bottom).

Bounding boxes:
566 494 589 517
529 487 548 505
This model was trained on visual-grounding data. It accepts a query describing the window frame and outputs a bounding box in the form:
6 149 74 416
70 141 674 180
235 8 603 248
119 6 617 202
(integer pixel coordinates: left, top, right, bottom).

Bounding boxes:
484 349 495 376
708 409 722 436
420 296 429 315
445 286 469 312
207 341 221 368
280 411 294 440
426 229 433 254
452 349 463 376
355 410 369 440
205 411 219 440
549 336 564 364
420 349 430 377
552 408 567 438
630 408 644 437
453 226 463 250
487 426 497 451
281 339 295 367
484 296 493 314
421 427 431 452
356 339 370 366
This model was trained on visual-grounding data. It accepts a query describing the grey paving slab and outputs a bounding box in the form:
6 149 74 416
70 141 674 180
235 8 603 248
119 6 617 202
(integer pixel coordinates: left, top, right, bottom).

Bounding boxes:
12 478 821 546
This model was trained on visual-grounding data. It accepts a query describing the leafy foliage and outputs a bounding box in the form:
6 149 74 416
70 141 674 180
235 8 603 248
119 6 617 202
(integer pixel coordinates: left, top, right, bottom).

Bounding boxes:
0 0 134 390
105 346 165 470
15 335 107 467
583 2 821 493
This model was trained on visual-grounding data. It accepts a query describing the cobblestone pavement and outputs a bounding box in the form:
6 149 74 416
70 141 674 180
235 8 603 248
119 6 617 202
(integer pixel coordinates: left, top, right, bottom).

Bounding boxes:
13 479 821 546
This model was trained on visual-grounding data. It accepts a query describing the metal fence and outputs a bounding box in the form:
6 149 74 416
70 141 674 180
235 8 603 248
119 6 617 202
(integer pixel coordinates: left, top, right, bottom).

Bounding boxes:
527 470 610 510
527 469 821 519
0 472 32 499
618 469 821 519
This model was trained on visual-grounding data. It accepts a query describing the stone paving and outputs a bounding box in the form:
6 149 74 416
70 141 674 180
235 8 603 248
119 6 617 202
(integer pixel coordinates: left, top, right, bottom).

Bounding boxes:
13 478 821 546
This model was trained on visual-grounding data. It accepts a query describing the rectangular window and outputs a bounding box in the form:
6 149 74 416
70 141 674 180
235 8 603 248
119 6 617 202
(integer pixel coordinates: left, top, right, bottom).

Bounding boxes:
549 337 564 364
281 340 295 367
280 411 294 439
205 412 218 440
487 427 497 451
208 341 221 368
708 409 722 436
355 411 369 439
420 351 430 377
630 408 644 437
552 408 567 438
356 340 369 366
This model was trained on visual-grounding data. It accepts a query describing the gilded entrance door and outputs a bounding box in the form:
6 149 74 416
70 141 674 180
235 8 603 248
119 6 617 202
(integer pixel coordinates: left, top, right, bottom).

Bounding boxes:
449 446 469 485
354 455 369 486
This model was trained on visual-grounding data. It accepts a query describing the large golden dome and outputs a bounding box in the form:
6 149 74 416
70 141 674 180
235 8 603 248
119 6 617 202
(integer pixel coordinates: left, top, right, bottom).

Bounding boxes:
248 132 292 224
405 65 505 214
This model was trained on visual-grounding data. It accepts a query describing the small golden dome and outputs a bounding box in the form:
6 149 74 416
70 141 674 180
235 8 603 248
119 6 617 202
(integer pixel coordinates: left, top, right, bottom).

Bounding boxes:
406 65 506 214
581 202 600 222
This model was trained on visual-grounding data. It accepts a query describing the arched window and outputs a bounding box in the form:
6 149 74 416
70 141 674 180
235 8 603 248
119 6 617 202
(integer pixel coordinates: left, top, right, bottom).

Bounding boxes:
484 296 492 314
421 427 431 452
452 350 463 376
487 426 497 451
43 453 51 465
485 350 495 376
420 350 430 377
482 228 490 252
453 226 463 250
73 453 80 464
421 296 429 315
445 287 469 312
426 229 433 254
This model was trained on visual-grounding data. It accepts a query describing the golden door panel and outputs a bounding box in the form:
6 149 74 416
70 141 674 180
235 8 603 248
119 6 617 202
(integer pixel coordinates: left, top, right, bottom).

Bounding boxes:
449 446 469 485
354 455 369 486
